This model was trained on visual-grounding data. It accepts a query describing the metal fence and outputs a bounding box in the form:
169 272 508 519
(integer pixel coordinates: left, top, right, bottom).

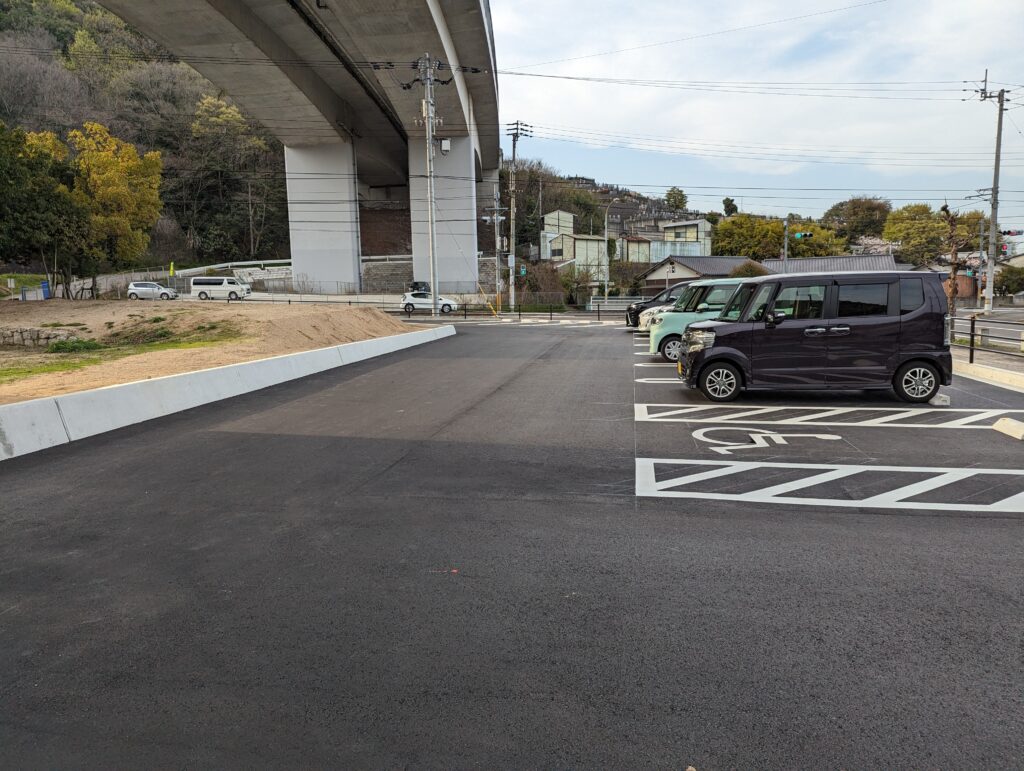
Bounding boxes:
953 313 1024 362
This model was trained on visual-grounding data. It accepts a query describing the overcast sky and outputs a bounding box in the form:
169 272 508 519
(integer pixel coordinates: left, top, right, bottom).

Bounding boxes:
491 0 1024 223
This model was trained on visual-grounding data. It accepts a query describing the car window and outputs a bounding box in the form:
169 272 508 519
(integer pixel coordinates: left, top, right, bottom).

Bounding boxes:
838 283 889 317
412 292 428 299
674 286 699 311
900 278 924 314
773 284 826 320
720 284 757 321
702 285 735 311
744 283 776 322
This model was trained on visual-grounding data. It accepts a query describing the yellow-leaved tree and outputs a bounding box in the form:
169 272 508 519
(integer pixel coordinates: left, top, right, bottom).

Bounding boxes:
67 122 162 266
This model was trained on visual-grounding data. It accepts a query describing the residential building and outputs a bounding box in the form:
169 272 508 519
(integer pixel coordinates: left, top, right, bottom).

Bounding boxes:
761 254 900 273
539 209 575 260
619 236 651 263
550 233 609 281
635 256 749 293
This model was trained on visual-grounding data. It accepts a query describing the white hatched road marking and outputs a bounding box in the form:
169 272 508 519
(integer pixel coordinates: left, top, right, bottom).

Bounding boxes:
636 459 1024 512
634 404 1024 430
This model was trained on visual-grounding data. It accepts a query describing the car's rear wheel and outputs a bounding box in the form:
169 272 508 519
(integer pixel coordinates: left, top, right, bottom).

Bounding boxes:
894 361 939 403
160 292 169 300
441 304 452 314
198 291 209 300
128 292 139 300
404 303 415 313
229 291 239 300
699 362 741 402
659 334 683 362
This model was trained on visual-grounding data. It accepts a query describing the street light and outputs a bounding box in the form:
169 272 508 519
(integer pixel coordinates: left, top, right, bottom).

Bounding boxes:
603 198 620 301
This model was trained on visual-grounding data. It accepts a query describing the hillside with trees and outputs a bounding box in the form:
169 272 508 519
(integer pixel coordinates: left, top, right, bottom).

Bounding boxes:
0 0 290 277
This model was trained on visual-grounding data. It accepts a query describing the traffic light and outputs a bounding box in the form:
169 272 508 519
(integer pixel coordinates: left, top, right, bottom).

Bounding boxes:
1000 229 1023 236
1000 243 1009 254
519 265 527 276
794 232 813 239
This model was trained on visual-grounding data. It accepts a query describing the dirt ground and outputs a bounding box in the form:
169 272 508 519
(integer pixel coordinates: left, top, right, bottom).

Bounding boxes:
0 300 419 404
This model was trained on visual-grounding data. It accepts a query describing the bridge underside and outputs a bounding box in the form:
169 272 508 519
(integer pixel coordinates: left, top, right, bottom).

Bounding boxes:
99 0 499 292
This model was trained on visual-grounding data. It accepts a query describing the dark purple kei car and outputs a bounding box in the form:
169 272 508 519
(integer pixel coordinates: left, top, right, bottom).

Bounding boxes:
679 271 953 403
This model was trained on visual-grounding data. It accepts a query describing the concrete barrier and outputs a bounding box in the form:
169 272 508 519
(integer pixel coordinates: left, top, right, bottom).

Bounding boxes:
954 360 1024 392
0 398 70 460
0 325 454 462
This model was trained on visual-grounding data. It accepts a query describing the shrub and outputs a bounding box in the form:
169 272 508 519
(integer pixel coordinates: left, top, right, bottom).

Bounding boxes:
47 339 104 353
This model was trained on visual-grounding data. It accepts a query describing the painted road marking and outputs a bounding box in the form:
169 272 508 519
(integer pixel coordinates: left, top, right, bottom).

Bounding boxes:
635 459 1024 512
634 404 1024 430
634 363 676 368
691 426 843 454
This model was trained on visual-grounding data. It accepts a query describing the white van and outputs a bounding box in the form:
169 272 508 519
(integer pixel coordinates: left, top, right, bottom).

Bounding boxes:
190 276 252 300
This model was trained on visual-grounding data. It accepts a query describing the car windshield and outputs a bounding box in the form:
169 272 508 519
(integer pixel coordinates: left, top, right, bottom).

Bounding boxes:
718 284 756 321
672 286 700 311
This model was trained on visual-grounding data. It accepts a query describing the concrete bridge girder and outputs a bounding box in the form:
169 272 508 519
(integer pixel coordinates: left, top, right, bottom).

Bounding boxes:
97 0 499 291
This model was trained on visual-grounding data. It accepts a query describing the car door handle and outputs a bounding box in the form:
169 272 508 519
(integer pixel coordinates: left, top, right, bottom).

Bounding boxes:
804 327 827 337
829 326 851 336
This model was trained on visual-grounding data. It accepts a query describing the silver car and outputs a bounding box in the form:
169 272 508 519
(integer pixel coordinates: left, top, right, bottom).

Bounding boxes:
127 282 178 300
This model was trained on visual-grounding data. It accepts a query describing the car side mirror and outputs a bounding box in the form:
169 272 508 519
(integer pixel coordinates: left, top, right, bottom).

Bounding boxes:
768 310 787 326
696 302 710 312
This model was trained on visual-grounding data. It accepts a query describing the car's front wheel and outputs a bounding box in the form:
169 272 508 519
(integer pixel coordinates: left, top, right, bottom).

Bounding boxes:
160 292 170 300
894 361 940 403
229 291 239 300
404 303 415 313
128 292 139 300
659 334 683 362
699 361 742 402
441 304 452 314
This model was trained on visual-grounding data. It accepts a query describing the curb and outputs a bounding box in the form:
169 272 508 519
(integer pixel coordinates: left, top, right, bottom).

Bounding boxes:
0 325 455 462
953 360 1024 392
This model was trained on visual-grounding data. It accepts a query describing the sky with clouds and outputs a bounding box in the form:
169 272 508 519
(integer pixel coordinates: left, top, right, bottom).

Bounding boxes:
491 0 1024 223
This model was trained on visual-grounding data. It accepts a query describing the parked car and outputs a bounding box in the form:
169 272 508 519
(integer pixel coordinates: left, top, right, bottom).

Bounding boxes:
648 278 743 361
624 282 690 327
190 276 252 300
127 282 178 300
678 271 952 403
637 304 673 332
401 291 459 313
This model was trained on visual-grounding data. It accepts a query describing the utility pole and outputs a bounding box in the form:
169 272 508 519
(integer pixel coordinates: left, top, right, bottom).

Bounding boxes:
483 185 507 313
416 54 442 317
506 121 531 312
977 219 986 305
782 215 790 273
978 71 1007 314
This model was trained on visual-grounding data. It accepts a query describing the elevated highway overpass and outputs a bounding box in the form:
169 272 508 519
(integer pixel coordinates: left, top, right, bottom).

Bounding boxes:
98 0 500 291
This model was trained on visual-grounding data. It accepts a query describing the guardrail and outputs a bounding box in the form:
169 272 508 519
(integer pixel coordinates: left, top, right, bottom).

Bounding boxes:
953 314 1024 362
222 294 620 321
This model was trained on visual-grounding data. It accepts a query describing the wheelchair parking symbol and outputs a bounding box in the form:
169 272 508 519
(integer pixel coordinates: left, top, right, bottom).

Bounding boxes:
692 426 843 455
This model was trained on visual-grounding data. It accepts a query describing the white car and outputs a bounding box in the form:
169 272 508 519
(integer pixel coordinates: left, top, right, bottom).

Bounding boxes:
637 304 672 331
401 291 459 314
127 282 178 300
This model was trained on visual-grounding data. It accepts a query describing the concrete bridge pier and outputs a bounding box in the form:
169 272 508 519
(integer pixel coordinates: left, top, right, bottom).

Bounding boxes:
284 142 362 293
409 136 480 293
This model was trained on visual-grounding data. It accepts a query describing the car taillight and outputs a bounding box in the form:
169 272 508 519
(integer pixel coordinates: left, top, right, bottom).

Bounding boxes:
943 314 951 346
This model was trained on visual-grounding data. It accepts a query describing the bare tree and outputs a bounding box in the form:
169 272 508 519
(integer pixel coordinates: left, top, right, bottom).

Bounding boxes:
939 204 971 310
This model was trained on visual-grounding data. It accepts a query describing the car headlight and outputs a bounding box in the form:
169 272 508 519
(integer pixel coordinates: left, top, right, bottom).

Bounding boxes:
651 316 663 325
686 330 715 351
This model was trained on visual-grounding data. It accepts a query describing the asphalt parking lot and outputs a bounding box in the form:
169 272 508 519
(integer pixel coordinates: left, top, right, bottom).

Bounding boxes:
2 321 1022 766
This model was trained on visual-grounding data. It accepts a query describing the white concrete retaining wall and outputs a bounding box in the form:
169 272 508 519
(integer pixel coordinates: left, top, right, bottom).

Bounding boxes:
0 325 455 462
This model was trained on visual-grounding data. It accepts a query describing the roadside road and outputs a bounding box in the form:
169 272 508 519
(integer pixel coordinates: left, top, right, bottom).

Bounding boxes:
1 324 1022 767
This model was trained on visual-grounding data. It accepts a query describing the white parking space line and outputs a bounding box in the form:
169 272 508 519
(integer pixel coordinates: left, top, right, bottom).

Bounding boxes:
636 459 1024 512
635 404 1024 430
634 363 676 368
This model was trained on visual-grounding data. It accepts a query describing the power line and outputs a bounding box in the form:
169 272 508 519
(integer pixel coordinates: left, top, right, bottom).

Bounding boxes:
504 0 890 69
